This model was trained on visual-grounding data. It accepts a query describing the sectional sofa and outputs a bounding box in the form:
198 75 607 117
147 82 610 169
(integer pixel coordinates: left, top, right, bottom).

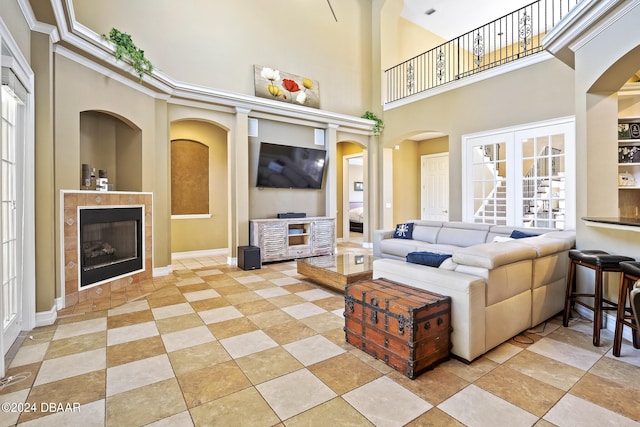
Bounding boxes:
372 221 576 362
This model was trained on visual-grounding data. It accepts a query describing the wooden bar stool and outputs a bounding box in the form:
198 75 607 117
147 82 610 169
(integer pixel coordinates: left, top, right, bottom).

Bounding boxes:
613 261 640 356
563 249 634 346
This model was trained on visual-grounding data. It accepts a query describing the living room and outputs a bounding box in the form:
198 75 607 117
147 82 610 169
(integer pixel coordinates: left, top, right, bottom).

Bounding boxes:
2 0 640 425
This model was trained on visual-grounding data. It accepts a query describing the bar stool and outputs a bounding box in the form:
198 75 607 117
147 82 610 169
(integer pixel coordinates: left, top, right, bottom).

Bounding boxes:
613 261 640 356
563 249 635 346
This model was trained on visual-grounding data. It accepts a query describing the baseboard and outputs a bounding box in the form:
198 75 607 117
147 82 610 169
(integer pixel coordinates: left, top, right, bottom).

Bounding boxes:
35 303 58 327
171 248 228 260
573 305 634 342
153 265 172 277
228 256 237 266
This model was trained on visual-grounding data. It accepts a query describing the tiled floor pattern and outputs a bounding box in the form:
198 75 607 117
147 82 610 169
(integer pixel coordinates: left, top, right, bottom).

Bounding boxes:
1 242 640 426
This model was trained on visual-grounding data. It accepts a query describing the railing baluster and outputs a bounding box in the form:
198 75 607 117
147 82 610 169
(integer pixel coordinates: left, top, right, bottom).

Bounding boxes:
385 0 581 103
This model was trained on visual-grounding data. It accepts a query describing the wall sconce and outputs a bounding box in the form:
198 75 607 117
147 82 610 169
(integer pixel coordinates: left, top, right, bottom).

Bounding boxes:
394 145 400 150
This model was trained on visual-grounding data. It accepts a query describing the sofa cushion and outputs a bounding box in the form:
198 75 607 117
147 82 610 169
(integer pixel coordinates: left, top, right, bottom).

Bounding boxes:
379 238 421 258
453 241 537 269
513 235 572 257
393 222 414 239
437 222 491 247
411 221 443 244
406 252 452 267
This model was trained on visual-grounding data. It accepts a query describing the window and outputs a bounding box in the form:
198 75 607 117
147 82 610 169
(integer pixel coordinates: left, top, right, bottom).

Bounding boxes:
462 117 575 229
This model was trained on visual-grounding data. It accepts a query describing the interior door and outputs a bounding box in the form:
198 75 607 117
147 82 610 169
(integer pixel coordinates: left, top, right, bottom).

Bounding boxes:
1 75 23 369
421 154 449 221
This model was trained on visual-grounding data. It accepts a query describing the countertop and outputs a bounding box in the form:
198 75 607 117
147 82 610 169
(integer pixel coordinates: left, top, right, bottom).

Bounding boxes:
582 216 640 231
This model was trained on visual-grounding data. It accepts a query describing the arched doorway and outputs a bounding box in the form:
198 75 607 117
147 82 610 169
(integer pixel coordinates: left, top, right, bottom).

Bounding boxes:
337 141 366 243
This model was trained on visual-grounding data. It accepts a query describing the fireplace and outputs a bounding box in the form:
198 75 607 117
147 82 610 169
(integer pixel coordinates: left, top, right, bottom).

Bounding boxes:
79 207 144 288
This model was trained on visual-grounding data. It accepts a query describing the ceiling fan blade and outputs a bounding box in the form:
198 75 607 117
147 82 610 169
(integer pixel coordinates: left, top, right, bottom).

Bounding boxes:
326 0 338 22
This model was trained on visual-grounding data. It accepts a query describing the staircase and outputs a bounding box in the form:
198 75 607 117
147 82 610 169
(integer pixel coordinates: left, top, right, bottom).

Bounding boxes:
523 175 566 228
475 179 507 225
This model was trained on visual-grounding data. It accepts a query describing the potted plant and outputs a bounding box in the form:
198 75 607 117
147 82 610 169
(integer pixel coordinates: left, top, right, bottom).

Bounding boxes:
102 28 153 81
362 111 384 136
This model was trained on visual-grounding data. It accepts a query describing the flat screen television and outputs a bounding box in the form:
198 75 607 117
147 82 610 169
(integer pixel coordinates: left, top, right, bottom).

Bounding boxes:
256 142 327 189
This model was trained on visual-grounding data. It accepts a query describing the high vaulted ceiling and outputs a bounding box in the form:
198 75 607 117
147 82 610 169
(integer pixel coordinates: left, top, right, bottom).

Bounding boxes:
401 0 537 40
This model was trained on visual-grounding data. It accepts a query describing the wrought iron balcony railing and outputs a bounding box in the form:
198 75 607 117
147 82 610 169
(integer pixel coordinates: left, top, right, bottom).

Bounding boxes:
385 0 581 104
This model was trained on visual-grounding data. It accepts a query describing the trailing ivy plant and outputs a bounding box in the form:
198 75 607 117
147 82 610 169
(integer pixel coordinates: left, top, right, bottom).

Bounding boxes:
102 28 153 81
361 111 384 136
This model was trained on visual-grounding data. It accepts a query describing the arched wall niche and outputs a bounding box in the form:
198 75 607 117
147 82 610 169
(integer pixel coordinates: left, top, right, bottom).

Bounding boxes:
169 118 229 253
79 110 143 191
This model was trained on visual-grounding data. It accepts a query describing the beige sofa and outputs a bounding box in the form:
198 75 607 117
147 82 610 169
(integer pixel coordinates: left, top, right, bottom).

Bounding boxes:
372 221 575 362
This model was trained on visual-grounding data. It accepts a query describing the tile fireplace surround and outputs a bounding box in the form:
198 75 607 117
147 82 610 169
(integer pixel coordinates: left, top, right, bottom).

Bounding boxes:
60 191 153 309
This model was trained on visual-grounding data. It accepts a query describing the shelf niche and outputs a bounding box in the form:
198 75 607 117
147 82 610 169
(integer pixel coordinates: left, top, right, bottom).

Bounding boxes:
80 111 143 192
618 116 640 216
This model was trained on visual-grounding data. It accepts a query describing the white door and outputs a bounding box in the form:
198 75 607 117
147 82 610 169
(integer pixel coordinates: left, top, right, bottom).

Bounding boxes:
421 154 449 221
1 74 22 365
462 117 575 229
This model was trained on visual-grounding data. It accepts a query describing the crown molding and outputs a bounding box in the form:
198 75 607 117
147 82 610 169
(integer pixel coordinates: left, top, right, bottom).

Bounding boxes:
17 0 59 43
543 0 638 68
43 0 375 134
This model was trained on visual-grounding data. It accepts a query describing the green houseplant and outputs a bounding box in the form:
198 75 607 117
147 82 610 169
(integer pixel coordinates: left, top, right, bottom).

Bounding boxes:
361 111 384 136
102 28 153 81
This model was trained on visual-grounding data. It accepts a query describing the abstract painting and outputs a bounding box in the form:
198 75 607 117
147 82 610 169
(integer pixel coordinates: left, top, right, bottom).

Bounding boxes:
254 65 320 109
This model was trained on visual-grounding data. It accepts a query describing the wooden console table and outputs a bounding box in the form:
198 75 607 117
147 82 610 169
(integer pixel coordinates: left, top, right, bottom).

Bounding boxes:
249 217 335 262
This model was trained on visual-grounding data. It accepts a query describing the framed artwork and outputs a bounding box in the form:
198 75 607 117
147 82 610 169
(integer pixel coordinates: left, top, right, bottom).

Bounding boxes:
354 181 364 191
254 65 320 109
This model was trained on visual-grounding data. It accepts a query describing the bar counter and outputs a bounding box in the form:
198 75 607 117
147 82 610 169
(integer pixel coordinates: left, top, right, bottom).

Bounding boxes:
582 216 640 231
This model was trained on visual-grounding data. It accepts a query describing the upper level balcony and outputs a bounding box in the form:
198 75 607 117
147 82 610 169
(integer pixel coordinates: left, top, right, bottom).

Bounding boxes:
384 0 583 107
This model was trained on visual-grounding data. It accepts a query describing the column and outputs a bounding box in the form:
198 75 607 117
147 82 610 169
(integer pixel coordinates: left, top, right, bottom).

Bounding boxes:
229 107 251 263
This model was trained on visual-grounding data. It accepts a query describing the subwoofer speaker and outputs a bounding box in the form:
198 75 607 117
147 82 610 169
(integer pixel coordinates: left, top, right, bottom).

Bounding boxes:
238 246 261 270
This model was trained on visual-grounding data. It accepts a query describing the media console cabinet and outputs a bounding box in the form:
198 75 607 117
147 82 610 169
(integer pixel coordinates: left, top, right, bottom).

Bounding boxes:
249 217 335 262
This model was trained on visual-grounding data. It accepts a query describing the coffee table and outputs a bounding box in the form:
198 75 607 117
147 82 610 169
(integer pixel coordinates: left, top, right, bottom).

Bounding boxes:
297 254 373 292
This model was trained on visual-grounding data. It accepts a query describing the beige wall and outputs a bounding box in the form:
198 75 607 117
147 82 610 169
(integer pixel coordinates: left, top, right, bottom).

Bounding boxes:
71 0 373 117
52 55 169 310
249 120 327 220
570 3 640 302
170 120 229 253
0 0 31 59
383 58 575 221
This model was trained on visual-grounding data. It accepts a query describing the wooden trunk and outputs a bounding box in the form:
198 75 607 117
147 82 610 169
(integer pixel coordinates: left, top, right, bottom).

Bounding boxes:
344 278 451 379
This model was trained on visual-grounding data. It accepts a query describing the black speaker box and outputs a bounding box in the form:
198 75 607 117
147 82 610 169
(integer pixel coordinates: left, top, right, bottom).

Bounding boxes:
277 212 306 219
238 246 261 270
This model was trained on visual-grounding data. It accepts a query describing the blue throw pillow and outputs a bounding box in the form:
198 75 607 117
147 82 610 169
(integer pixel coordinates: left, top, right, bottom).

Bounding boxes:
510 230 539 239
406 251 452 267
393 222 414 239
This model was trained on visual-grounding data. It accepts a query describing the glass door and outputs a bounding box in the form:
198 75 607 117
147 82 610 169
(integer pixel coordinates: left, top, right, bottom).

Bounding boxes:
1 70 23 359
462 132 513 225
463 118 575 229
516 125 571 229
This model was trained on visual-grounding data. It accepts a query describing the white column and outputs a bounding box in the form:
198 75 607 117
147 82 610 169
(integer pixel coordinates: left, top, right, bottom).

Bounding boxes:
229 107 251 264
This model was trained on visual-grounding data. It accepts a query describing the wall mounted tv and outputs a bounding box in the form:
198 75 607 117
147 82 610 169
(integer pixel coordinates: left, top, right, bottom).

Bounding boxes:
256 142 327 189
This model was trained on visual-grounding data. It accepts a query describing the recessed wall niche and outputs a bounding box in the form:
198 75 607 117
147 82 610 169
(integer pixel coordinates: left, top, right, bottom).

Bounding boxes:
80 111 143 191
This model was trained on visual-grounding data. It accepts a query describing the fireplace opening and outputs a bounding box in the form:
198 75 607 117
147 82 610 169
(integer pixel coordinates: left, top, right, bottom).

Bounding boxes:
79 207 144 288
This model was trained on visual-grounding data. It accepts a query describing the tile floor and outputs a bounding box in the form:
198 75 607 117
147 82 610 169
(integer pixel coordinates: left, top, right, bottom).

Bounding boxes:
1 242 640 426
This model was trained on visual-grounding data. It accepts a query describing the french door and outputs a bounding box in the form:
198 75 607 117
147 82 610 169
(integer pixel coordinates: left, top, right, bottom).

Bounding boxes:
1 75 21 355
462 117 575 229
0 27 35 379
